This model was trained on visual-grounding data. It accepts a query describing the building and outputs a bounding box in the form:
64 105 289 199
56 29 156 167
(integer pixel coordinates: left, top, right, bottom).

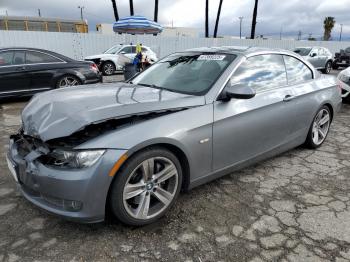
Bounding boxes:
161 27 199 37
0 16 88 33
96 23 114 34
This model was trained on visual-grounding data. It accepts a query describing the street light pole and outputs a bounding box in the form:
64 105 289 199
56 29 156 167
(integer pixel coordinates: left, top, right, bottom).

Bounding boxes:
78 6 84 21
239 16 243 39
340 24 343 42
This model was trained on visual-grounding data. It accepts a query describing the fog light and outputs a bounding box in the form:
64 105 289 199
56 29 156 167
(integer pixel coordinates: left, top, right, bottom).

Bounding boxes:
63 200 83 211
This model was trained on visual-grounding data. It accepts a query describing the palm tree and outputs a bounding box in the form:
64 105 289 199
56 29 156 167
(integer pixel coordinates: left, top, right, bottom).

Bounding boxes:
250 0 259 39
213 0 223 38
323 17 335 41
111 0 119 21
129 0 134 16
205 0 209 37
154 0 159 22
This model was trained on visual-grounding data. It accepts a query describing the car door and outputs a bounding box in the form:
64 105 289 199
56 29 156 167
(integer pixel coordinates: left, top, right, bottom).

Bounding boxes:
318 48 328 68
118 46 134 59
212 54 297 171
0 50 31 95
282 55 317 139
309 48 321 68
25 50 65 90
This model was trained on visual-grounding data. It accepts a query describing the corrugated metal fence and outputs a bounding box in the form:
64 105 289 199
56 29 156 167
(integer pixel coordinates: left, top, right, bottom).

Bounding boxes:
0 30 349 60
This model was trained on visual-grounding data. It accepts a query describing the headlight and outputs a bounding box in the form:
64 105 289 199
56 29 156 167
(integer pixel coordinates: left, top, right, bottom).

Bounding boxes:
49 149 105 168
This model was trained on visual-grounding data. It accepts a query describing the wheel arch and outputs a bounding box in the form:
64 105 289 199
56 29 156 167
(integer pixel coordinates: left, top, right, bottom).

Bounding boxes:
322 102 334 121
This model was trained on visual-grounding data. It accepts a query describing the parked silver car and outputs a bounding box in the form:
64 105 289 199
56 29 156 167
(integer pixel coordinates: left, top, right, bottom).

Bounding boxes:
7 47 342 226
293 47 333 74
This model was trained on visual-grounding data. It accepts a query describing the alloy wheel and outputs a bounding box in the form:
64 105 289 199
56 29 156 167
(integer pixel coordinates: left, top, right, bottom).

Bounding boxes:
122 157 179 220
58 76 80 87
103 63 114 75
326 62 332 74
312 109 330 145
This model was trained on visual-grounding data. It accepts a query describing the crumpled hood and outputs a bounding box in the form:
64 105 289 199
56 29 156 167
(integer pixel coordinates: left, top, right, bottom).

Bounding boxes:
22 82 205 141
85 54 117 60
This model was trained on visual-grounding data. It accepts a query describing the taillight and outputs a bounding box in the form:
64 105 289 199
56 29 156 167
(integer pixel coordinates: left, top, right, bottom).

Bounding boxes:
90 63 99 72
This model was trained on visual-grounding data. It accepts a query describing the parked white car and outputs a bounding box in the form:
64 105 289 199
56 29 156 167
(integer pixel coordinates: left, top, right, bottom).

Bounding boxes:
85 44 158 75
337 67 350 102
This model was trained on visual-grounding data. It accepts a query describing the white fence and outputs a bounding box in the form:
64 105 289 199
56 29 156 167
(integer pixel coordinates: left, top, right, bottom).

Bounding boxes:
0 30 349 60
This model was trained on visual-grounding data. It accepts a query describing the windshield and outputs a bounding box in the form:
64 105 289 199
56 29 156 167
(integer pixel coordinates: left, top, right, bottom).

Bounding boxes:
104 46 122 54
293 48 311 56
131 52 236 95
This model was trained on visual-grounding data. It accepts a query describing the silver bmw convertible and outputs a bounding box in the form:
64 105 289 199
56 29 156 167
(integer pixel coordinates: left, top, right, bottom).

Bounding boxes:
7 46 342 226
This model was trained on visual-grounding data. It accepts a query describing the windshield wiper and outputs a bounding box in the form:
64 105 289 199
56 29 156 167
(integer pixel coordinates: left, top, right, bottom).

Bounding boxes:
134 83 179 93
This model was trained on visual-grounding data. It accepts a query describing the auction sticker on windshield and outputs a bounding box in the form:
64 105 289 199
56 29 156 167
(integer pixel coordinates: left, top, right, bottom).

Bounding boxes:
198 55 226 60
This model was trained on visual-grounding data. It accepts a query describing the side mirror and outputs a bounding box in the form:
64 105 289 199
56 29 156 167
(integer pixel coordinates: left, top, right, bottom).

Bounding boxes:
220 83 256 101
310 52 317 57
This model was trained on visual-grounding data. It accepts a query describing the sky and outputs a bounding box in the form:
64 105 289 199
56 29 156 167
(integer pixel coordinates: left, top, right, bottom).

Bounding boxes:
1 0 350 40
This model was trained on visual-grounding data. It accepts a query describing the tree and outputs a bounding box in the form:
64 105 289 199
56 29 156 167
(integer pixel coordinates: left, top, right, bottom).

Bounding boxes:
250 0 259 39
129 0 134 16
111 0 119 21
213 0 223 38
205 0 209 37
323 16 335 41
154 0 159 22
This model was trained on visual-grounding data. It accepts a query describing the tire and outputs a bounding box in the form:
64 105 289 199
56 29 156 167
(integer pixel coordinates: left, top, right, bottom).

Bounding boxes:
322 61 332 74
109 147 183 226
304 106 332 149
55 75 81 88
101 61 115 76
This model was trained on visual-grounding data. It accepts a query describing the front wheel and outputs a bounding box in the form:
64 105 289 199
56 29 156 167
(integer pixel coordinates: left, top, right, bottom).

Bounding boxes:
304 106 331 149
102 61 115 76
109 148 182 226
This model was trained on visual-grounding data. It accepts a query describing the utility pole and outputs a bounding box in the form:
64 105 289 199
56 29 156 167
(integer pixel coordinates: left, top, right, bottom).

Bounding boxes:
239 16 243 39
297 30 302 40
38 9 41 17
5 10 8 16
279 26 283 40
339 24 343 42
78 6 84 21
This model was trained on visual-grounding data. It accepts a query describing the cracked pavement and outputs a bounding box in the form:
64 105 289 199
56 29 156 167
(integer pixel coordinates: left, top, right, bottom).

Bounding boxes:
0 100 349 262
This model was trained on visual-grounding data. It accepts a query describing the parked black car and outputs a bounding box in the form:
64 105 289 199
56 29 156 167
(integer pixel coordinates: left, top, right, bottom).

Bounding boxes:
0 47 101 99
333 47 350 69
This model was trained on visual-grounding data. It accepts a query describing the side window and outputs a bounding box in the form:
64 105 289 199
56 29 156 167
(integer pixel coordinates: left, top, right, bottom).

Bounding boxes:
0 51 14 66
230 54 287 92
311 48 319 56
26 51 61 64
120 46 132 54
283 55 313 85
12 51 25 65
131 46 136 53
319 48 325 56
141 47 147 52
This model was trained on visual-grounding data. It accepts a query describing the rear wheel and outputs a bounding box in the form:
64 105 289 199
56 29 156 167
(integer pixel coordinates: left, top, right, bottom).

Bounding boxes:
109 148 182 226
305 106 331 149
56 75 81 88
102 61 115 76
322 61 332 74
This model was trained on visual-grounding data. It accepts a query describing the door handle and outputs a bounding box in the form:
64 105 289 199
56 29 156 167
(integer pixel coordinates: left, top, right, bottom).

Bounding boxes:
283 94 295 102
16 66 26 71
